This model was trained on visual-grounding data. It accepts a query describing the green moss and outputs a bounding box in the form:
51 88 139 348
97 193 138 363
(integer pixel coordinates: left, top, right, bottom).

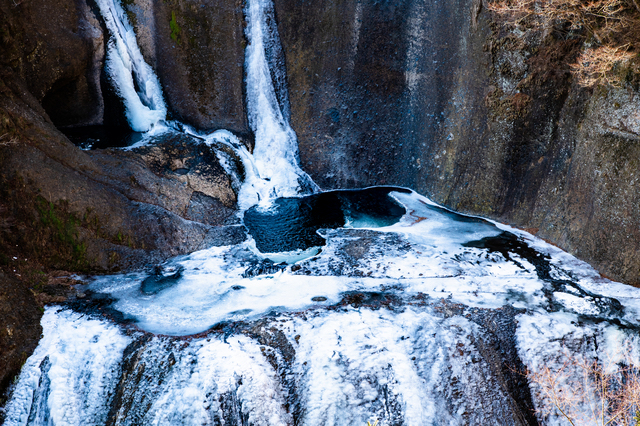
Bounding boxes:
169 11 181 44
25 269 47 293
0 167 141 275
108 251 121 268
82 208 136 248
35 197 89 271
126 10 138 29
0 174 98 273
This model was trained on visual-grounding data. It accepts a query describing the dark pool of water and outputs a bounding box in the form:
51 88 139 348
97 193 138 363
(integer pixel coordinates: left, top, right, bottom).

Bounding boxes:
243 186 411 253
62 126 145 150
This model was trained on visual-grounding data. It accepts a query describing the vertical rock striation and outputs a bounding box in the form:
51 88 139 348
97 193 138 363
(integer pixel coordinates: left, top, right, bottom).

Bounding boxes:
273 0 640 286
273 0 487 190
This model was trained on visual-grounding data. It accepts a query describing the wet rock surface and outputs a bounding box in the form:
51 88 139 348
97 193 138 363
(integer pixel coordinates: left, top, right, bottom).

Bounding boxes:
1 123 240 273
0 0 241 272
94 132 239 227
124 0 249 134
273 0 486 190
464 305 538 426
242 259 288 278
0 272 42 410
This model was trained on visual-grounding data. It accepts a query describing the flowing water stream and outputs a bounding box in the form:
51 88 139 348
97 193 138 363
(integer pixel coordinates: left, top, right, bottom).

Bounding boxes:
5 0 640 425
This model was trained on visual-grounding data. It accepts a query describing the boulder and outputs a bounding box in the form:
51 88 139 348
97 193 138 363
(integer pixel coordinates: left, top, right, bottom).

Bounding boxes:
0 91 242 272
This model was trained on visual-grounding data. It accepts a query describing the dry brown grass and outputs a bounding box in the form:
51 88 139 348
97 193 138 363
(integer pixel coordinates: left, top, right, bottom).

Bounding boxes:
488 0 640 87
0 133 18 146
571 45 636 87
528 348 640 425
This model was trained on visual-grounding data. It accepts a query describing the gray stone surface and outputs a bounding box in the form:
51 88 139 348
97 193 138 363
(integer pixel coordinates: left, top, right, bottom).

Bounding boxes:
273 0 640 285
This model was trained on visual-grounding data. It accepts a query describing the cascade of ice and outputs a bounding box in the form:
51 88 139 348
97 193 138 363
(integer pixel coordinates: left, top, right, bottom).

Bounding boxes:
243 0 318 204
178 127 268 210
9 1 640 425
97 0 316 207
164 0 319 209
6 201 640 425
95 0 167 132
3 308 131 426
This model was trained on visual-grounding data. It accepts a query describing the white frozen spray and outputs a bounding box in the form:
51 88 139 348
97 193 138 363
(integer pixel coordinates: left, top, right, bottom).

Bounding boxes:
244 0 318 204
95 0 166 132
3 308 130 426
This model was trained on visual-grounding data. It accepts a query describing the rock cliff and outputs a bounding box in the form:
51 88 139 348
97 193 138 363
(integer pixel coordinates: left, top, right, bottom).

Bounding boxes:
272 0 640 286
124 0 249 134
0 0 244 395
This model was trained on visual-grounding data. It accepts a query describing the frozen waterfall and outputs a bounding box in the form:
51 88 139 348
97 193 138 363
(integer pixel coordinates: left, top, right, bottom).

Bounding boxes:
6 0 640 425
96 0 317 208
95 0 167 132
244 0 318 203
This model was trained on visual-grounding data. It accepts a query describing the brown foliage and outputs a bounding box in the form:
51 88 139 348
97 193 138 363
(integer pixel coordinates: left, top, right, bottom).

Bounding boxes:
488 0 640 86
571 45 636 87
0 133 18 146
528 348 640 425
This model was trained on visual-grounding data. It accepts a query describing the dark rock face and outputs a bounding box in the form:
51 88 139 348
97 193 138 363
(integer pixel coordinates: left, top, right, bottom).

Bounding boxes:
424 25 640 286
273 0 487 189
0 0 105 128
0 272 42 408
274 0 640 285
0 16 241 270
465 306 538 426
124 0 249 134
